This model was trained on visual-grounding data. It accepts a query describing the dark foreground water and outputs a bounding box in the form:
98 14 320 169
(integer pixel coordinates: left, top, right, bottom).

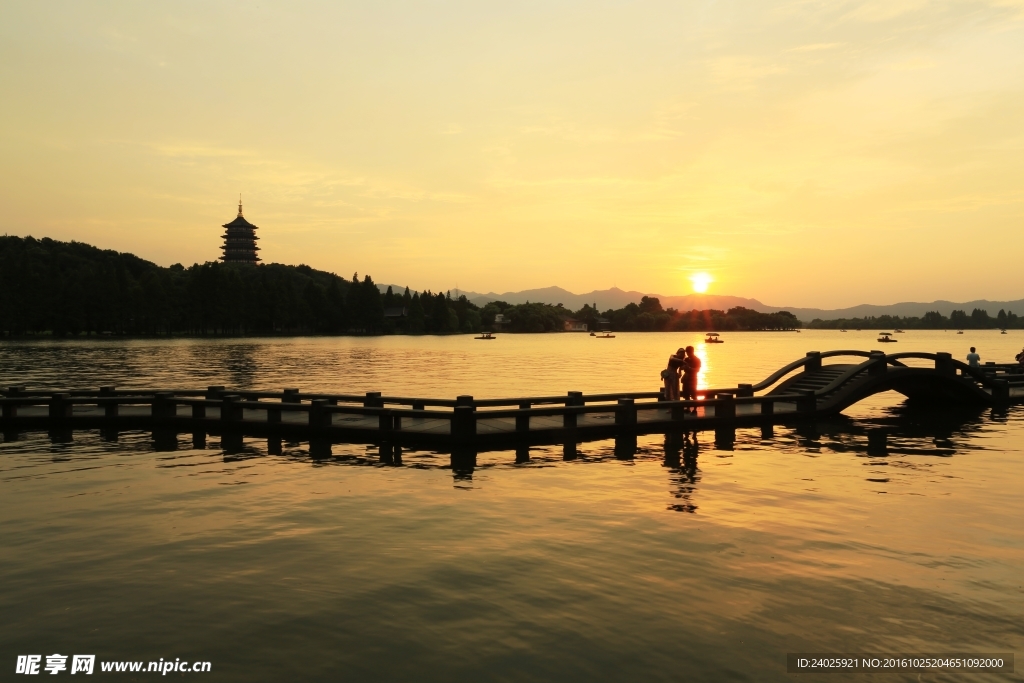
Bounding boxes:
2 331 1023 681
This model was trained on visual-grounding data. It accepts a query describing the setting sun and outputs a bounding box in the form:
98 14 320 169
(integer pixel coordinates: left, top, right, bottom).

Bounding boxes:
690 273 713 293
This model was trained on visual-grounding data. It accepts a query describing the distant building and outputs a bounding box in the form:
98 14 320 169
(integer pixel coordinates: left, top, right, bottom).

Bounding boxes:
563 318 588 332
220 198 261 264
384 307 408 319
493 313 506 330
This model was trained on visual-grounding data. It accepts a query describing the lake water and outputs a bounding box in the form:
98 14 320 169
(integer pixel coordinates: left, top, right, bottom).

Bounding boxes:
2 330 1023 681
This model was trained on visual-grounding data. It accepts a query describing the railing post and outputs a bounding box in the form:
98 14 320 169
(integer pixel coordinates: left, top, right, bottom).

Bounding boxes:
49 393 72 422
378 408 393 439
220 394 240 425
761 397 775 419
456 395 476 409
309 398 329 429
804 351 822 373
564 391 583 430
737 383 753 398
152 391 175 421
714 392 735 448
992 379 1010 403
99 386 118 419
279 389 299 425
452 405 476 443
3 386 23 420
615 398 637 426
715 392 736 420
869 351 887 376
364 392 383 409
935 352 954 377
309 398 332 457
516 402 531 433
191 397 207 450
152 391 178 451
206 385 225 400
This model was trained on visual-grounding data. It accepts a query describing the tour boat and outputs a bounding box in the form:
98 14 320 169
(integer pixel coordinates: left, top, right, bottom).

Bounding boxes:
877 333 897 343
705 332 724 344
957 330 964 334
475 332 496 340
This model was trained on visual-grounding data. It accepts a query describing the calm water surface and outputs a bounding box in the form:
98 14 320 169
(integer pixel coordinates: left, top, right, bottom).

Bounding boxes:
2 331 1023 681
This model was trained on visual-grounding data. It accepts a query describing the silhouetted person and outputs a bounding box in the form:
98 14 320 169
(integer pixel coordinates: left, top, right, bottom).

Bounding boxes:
682 345 701 409
662 347 685 400
966 346 981 367
1016 347 1024 366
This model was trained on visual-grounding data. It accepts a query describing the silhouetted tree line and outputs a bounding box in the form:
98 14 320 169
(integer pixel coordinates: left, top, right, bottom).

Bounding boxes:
380 286 482 334
476 297 800 332
807 308 1021 330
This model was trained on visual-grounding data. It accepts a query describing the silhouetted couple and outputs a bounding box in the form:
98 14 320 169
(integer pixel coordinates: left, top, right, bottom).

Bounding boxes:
662 346 701 406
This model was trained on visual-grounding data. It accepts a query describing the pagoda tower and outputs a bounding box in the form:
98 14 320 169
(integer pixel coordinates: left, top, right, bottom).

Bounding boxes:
220 197 261 264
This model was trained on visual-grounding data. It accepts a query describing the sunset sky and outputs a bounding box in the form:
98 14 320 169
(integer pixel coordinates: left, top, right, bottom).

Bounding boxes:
2 1 1022 308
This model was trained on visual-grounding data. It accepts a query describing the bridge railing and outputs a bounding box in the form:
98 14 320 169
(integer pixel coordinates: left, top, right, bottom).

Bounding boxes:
0 387 815 441
3 349 1020 441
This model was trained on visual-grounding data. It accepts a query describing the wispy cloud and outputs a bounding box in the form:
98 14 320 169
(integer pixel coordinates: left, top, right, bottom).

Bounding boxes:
786 42 844 52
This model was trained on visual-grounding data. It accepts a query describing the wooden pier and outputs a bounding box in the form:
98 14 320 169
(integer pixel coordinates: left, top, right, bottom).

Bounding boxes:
2 351 1022 458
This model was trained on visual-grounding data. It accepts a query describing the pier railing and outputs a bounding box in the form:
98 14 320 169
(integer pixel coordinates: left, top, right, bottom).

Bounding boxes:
3 350 1022 451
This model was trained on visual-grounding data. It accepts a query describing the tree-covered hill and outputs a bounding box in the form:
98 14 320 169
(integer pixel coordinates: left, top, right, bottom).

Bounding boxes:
0 236 384 335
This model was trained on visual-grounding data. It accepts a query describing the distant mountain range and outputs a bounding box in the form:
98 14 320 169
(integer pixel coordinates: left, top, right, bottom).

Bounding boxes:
381 285 1024 323
459 286 1024 321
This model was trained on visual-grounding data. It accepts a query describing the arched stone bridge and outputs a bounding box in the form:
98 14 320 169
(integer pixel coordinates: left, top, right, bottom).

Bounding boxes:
717 350 1020 414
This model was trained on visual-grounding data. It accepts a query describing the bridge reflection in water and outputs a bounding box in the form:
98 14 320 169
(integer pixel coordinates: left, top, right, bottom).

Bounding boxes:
2 350 1020 470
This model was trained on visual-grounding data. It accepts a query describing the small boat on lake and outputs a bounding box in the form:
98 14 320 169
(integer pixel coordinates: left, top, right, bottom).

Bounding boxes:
894 329 905 333
595 332 615 339
877 333 897 343
475 332 496 340
957 330 964 334
1001 329 1008 334
705 332 724 344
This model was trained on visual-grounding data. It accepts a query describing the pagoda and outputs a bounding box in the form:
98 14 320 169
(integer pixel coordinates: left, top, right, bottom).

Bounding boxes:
220 197 261 264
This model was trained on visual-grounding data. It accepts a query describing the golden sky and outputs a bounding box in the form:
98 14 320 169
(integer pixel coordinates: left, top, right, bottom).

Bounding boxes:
1 1 1022 307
